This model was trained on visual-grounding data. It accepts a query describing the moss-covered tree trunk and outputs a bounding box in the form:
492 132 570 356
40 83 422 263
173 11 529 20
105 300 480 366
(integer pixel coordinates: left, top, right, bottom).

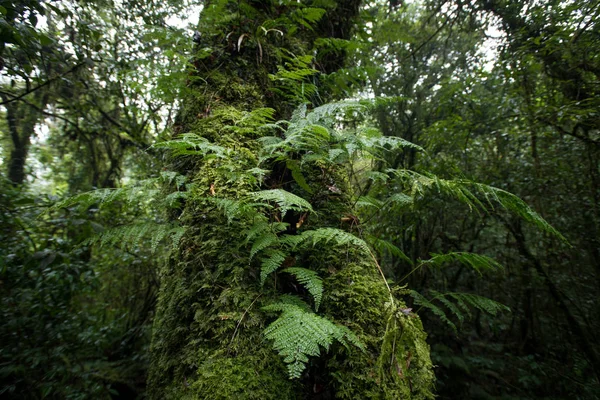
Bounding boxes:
148 1 434 398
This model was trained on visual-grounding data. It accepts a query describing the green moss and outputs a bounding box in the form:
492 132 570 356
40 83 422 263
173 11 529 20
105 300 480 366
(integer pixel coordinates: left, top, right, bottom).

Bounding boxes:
148 1 435 398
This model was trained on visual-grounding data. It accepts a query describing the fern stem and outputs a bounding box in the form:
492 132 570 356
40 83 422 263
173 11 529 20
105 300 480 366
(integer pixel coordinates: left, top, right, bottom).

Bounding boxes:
398 261 425 285
366 246 394 305
229 293 262 350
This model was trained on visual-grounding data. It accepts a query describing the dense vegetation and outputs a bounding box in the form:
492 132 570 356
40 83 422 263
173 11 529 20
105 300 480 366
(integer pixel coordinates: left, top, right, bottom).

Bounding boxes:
1 0 599 398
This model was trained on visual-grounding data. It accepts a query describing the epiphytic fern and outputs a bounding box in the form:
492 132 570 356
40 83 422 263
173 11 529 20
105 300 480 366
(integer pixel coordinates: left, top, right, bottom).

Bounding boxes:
410 289 510 333
249 189 314 216
153 133 230 158
388 169 567 241
250 232 279 260
83 222 186 254
296 228 370 254
421 252 504 276
263 298 364 379
260 250 287 285
283 267 324 310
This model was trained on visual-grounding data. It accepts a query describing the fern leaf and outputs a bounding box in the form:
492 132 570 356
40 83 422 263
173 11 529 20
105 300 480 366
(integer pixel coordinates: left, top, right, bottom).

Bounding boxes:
410 290 458 333
445 292 511 316
298 228 370 254
50 188 129 211
422 252 503 276
260 250 287 285
82 223 186 254
355 196 383 210
263 298 363 378
366 235 412 265
250 232 278 259
153 133 230 158
412 289 510 333
389 170 567 242
249 189 314 216
287 160 313 194
283 267 323 310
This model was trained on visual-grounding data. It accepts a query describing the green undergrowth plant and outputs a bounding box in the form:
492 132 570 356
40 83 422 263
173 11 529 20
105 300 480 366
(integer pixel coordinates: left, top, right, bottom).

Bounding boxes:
55 99 564 398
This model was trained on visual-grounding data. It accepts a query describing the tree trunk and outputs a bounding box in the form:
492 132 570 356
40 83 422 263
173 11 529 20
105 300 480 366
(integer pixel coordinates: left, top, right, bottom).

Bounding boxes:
148 1 434 399
2 91 49 185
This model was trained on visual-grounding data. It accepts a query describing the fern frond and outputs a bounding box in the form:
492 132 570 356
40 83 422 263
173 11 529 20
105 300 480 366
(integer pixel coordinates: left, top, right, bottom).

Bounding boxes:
386 193 414 208
287 160 313 193
410 290 458 333
263 298 363 378
289 7 327 30
260 250 287 285
211 197 255 223
307 101 364 122
153 133 230 158
362 134 425 154
355 196 384 210
411 290 510 333
249 189 314 216
389 170 567 241
283 267 323 310
443 291 511 316
366 235 412 265
83 222 186 253
422 252 504 276
50 188 130 211
297 228 370 254
244 220 287 244
250 232 279 259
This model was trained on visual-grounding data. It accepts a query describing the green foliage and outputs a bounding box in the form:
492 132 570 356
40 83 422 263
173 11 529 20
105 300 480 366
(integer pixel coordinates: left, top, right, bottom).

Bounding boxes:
421 252 504 276
153 133 231 158
296 227 371 253
263 298 364 379
83 222 186 254
410 290 510 333
249 189 314 216
260 250 287 284
388 169 567 241
283 267 324 310
0 177 156 399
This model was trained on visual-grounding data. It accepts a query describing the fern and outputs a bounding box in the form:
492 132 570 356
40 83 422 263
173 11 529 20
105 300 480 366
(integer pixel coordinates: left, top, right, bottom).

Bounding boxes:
249 189 314 216
421 252 504 276
287 160 313 193
410 289 510 333
283 267 323 311
82 222 186 254
366 235 412 265
210 197 257 223
50 188 131 211
388 169 567 241
260 250 287 284
296 228 370 254
290 7 326 30
153 133 230 158
244 220 287 244
250 232 279 260
410 290 459 332
263 298 363 378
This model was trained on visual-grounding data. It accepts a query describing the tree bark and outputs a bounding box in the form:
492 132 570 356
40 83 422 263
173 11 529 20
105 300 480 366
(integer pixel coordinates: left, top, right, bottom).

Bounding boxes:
148 1 434 399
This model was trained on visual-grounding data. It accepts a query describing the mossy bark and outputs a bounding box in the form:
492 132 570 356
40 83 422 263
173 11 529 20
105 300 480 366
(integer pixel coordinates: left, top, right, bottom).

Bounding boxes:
148 1 434 398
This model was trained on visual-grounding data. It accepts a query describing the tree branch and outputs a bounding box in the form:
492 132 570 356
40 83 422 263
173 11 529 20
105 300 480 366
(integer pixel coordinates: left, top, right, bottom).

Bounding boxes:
0 61 88 106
